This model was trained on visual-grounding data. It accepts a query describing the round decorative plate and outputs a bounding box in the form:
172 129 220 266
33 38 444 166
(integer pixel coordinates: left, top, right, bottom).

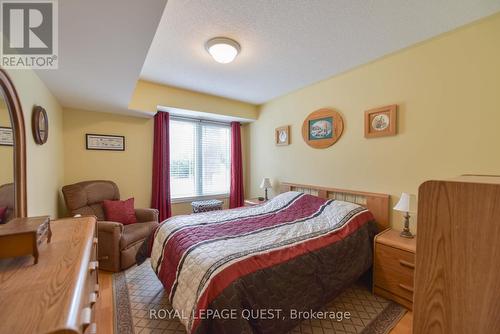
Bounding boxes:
371 114 390 131
301 108 344 149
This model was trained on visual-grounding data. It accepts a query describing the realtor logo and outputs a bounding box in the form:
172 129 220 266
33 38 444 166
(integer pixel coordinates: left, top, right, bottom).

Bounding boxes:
1 0 58 69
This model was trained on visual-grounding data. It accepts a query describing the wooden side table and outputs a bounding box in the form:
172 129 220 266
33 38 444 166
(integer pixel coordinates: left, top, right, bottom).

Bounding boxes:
373 228 416 309
244 198 267 206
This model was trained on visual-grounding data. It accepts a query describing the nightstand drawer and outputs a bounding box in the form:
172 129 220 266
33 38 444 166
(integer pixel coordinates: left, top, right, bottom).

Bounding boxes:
374 243 415 301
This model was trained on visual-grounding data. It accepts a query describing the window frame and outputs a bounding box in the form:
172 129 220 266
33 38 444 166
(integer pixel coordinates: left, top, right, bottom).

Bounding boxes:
169 116 231 203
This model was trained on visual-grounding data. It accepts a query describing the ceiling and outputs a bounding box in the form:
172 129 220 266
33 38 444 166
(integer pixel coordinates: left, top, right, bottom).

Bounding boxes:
35 0 167 115
141 0 500 105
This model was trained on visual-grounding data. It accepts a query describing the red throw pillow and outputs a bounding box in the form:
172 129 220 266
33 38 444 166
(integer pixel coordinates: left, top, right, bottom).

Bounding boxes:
0 206 7 224
103 198 137 225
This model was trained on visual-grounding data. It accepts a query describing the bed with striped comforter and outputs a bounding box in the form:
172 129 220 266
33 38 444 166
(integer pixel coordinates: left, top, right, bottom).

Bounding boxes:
148 191 378 334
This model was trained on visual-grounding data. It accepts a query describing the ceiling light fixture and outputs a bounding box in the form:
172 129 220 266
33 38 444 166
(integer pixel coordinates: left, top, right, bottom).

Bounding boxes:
205 37 241 64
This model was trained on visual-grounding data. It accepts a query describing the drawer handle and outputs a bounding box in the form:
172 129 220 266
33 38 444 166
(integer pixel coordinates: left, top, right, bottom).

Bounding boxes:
81 307 92 328
89 292 97 305
399 259 415 269
398 283 414 293
93 237 98 245
88 261 99 272
87 323 97 334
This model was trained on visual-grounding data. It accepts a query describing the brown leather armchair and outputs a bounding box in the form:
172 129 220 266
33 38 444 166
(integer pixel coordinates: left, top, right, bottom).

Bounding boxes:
62 180 159 272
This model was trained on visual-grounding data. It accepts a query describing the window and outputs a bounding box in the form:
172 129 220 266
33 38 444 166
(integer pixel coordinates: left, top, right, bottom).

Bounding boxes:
170 117 231 200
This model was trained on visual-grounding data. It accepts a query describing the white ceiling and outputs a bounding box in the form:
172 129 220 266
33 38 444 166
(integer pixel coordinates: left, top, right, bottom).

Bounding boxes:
141 0 500 105
36 0 167 115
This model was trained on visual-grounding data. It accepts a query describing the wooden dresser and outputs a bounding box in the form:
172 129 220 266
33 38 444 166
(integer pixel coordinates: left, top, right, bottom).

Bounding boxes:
373 228 416 310
0 216 99 334
414 175 500 334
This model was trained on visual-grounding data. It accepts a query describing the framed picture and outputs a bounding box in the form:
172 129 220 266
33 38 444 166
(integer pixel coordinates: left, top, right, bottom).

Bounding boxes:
86 134 125 151
275 126 290 146
0 127 13 146
364 105 397 138
301 108 344 149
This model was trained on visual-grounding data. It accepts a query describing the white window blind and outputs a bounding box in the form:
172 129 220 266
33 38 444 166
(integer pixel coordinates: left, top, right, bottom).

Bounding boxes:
170 117 231 200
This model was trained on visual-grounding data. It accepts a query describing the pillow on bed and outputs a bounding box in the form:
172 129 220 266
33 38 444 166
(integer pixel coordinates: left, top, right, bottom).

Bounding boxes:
103 198 137 225
0 206 7 224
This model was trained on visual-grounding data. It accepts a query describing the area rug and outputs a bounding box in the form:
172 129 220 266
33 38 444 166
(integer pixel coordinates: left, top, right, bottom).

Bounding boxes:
113 260 406 334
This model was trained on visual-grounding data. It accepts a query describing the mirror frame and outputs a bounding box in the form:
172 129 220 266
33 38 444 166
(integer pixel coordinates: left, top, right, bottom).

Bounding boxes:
0 68 27 218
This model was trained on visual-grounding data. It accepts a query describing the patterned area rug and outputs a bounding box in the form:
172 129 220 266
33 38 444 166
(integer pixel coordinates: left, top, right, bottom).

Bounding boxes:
113 260 405 334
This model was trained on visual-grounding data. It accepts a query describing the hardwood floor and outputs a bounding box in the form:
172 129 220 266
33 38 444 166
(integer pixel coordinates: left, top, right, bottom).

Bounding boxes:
390 312 413 334
95 270 114 334
95 270 413 333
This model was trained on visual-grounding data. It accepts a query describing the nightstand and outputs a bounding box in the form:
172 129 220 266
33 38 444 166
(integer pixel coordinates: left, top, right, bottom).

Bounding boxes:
373 228 416 310
244 198 267 206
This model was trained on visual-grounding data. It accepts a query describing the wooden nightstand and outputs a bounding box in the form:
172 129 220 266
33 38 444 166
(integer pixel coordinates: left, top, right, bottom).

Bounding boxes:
244 198 267 206
373 228 416 310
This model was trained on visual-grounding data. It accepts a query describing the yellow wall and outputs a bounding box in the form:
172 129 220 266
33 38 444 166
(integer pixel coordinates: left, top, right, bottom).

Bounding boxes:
63 108 154 211
248 14 500 232
63 108 248 216
6 69 65 218
129 80 259 120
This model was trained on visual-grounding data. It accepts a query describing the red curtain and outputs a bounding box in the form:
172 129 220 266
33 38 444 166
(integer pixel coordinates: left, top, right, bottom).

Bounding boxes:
229 122 244 208
151 111 172 221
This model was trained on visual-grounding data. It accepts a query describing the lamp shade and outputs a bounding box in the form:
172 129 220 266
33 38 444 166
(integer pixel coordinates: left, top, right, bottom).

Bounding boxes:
260 177 272 189
393 193 416 213
205 37 241 64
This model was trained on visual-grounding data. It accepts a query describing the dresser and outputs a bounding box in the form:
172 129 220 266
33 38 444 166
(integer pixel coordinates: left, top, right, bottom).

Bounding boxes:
373 228 416 310
0 216 99 334
413 175 500 334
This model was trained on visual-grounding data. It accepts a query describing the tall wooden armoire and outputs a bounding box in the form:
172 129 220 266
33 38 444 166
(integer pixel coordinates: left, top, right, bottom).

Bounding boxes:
413 175 500 334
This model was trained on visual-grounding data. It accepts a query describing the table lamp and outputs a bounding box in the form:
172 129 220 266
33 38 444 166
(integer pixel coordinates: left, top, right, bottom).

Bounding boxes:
393 192 416 238
260 177 272 201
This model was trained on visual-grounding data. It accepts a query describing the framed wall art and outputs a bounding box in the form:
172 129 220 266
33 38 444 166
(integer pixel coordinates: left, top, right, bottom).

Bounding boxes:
275 125 290 146
364 105 397 138
301 108 344 149
0 127 13 146
86 134 125 151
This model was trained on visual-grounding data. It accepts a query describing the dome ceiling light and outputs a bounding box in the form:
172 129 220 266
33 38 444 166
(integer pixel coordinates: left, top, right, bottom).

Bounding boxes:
205 37 241 64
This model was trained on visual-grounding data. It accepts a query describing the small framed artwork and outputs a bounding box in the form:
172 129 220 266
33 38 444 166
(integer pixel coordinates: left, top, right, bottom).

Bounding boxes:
364 105 397 138
275 126 290 146
301 108 344 149
0 127 13 146
86 134 125 151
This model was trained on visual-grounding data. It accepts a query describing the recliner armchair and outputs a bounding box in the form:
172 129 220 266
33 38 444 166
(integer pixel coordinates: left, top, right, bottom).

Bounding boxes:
62 180 159 272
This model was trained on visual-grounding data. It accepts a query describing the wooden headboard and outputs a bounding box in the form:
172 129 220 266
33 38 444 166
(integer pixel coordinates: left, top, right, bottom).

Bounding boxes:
280 182 390 231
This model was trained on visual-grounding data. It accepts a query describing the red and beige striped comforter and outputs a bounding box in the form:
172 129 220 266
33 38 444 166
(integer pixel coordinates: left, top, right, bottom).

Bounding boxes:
148 191 377 333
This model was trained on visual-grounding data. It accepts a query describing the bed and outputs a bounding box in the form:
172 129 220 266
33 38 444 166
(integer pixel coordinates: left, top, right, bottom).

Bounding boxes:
142 182 390 334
